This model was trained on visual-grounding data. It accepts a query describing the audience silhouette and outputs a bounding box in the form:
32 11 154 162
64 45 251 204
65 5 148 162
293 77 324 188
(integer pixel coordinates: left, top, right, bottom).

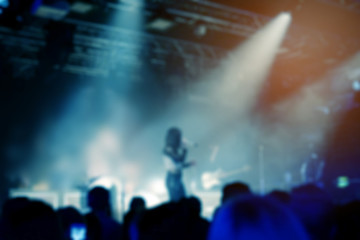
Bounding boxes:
123 197 146 240
1 198 63 240
1 181 359 240
57 207 86 240
209 195 310 240
85 187 123 240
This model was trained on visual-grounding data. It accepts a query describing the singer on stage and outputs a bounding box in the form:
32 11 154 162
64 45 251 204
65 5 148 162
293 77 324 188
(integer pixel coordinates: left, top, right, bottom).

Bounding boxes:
163 127 193 202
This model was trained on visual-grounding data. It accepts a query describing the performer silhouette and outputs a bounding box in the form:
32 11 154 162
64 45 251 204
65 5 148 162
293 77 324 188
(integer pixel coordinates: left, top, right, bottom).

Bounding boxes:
163 127 193 202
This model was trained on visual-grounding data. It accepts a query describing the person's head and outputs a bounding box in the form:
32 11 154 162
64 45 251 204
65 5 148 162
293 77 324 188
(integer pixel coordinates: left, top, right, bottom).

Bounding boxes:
290 184 334 240
267 190 291 204
184 196 202 217
130 197 146 212
221 182 251 204
165 127 182 149
2 198 62 240
87 187 110 213
209 195 309 240
2 197 30 221
57 207 85 240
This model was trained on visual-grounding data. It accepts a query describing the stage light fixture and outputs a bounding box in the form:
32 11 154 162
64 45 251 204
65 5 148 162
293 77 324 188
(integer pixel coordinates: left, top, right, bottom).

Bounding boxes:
33 0 70 20
279 11 292 21
194 24 207 37
337 176 349 188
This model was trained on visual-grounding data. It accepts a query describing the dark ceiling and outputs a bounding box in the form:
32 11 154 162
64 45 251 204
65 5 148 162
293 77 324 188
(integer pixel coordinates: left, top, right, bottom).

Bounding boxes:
1 0 359 80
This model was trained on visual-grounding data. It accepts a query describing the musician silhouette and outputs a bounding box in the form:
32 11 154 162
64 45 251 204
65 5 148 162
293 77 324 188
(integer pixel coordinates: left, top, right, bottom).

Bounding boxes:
163 127 193 202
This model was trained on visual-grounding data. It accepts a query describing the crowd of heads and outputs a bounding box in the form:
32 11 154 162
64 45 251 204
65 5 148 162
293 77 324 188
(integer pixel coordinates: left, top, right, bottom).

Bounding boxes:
1 182 360 240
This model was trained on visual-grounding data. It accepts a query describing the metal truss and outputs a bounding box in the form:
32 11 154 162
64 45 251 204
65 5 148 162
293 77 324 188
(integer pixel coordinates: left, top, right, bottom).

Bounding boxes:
107 0 360 68
0 19 224 78
0 0 359 79
65 18 224 76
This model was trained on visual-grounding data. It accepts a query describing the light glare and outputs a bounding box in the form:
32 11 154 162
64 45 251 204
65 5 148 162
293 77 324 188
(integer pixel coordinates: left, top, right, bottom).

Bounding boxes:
0 0 9 8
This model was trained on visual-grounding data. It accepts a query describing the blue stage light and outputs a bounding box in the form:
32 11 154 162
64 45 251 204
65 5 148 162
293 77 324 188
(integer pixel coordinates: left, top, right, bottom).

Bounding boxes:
0 0 9 8
353 80 360 91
